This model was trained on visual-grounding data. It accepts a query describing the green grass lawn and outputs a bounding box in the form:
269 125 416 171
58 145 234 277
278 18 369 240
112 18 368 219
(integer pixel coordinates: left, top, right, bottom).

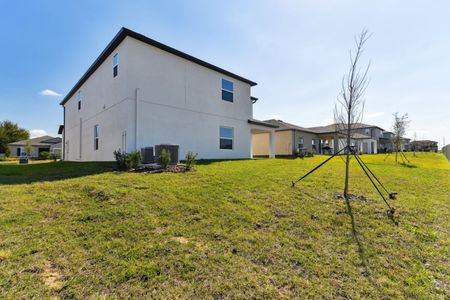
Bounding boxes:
0 153 449 299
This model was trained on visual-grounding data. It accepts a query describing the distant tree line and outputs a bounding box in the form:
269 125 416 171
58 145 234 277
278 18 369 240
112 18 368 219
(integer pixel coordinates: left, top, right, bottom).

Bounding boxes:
0 120 29 155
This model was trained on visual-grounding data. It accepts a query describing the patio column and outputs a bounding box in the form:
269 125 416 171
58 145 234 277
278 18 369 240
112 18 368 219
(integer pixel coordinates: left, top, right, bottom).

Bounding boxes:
269 129 276 158
333 132 339 154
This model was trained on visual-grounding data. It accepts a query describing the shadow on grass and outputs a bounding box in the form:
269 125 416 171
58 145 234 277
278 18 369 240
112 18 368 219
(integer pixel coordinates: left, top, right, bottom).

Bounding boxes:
344 197 380 290
0 161 115 185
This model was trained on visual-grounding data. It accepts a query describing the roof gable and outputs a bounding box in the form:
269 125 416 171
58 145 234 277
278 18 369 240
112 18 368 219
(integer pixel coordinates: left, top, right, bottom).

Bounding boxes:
60 27 257 106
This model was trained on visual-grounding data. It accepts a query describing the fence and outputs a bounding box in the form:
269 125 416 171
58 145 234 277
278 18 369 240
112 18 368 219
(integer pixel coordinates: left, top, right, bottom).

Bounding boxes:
443 144 450 161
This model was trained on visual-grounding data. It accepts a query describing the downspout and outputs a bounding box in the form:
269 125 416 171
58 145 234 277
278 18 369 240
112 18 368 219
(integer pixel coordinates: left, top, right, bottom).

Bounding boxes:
134 88 141 150
62 106 65 161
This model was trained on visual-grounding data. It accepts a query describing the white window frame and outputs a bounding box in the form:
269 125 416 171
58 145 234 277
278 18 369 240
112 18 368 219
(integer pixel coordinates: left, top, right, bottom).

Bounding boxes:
221 79 234 103
113 53 118 78
219 126 234 150
77 91 81 110
94 125 99 151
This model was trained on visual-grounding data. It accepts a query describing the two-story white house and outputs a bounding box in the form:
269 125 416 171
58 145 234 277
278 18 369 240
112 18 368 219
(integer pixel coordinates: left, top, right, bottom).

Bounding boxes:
60 28 277 161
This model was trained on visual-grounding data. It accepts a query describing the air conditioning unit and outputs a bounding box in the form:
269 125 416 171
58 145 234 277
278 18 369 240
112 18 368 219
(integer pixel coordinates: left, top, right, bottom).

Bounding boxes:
140 147 154 164
155 144 179 165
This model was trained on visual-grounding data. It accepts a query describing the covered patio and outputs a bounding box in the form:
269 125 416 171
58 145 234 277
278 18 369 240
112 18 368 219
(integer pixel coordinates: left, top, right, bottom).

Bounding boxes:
248 119 278 158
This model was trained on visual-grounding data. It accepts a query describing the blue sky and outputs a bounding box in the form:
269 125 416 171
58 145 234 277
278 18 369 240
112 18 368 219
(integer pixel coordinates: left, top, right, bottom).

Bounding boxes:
0 0 448 147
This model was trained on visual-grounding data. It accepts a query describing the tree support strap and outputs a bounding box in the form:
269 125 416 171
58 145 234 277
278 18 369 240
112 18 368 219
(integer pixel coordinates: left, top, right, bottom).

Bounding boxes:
292 147 347 187
352 152 397 199
350 150 393 211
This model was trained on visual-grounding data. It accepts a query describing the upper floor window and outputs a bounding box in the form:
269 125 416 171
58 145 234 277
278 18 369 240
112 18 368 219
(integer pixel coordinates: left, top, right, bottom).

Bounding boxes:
77 91 81 110
221 79 234 102
113 53 118 78
220 126 233 150
94 125 99 150
365 129 370 135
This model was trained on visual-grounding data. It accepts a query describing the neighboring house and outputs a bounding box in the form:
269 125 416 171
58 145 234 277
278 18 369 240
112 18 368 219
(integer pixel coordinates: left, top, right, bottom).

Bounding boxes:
8 136 62 158
253 120 388 156
252 120 320 156
379 131 411 152
307 123 385 154
411 140 438 152
60 27 277 161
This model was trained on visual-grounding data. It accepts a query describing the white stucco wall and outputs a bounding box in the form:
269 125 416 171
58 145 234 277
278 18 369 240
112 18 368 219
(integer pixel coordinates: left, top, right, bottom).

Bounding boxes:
63 36 254 161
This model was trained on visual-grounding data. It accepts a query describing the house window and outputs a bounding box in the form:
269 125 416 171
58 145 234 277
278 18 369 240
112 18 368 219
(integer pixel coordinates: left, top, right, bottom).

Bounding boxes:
219 126 233 150
113 53 118 78
77 91 81 110
298 137 304 150
94 125 99 150
221 79 234 102
365 129 370 135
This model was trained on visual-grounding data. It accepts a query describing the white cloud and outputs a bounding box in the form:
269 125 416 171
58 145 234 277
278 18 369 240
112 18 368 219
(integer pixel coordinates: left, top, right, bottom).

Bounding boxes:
29 129 48 138
40 89 62 97
364 112 385 119
320 118 334 126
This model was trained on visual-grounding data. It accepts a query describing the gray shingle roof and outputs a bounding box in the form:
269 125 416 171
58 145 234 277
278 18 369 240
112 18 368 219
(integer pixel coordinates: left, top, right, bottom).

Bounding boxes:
307 123 385 134
263 120 317 134
8 136 61 146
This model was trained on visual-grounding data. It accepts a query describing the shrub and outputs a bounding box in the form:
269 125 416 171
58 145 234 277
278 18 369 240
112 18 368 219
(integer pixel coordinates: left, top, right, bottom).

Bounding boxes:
4 147 11 157
128 150 141 169
185 151 198 170
159 149 171 169
113 150 142 171
50 153 60 162
25 143 32 157
113 150 131 171
39 151 50 160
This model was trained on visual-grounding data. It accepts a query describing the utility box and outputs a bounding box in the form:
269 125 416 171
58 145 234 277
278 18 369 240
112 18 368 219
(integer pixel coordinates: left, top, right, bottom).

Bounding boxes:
140 147 154 164
155 144 179 165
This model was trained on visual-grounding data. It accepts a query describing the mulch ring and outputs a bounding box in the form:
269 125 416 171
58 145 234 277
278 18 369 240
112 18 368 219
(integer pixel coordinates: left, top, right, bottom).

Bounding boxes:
333 192 369 202
133 164 194 174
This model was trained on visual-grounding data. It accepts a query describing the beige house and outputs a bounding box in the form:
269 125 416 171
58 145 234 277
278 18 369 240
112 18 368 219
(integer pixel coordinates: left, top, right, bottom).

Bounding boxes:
252 120 389 157
252 120 320 157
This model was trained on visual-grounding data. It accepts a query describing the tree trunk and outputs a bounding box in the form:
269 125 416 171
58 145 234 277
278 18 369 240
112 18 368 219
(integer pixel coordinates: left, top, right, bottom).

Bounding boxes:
395 146 398 163
344 111 351 198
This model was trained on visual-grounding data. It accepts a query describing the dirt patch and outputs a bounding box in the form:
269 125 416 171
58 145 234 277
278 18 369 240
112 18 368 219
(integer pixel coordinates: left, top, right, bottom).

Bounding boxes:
133 164 194 174
333 192 369 202
41 261 64 290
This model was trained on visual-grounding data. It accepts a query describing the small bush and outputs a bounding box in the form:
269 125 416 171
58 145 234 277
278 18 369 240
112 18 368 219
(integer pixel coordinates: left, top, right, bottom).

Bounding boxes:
4 147 11 157
50 153 59 161
113 150 142 171
39 151 50 160
128 150 141 169
185 151 198 170
159 149 171 169
113 150 131 171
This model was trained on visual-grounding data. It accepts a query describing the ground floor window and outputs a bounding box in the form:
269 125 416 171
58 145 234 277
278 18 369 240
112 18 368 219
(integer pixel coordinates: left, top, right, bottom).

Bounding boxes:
220 126 233 150
94 125 99 150
298 137 304 150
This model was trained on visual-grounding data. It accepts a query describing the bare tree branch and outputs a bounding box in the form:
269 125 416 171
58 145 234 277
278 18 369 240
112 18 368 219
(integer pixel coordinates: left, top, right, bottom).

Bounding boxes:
334 29 371 197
